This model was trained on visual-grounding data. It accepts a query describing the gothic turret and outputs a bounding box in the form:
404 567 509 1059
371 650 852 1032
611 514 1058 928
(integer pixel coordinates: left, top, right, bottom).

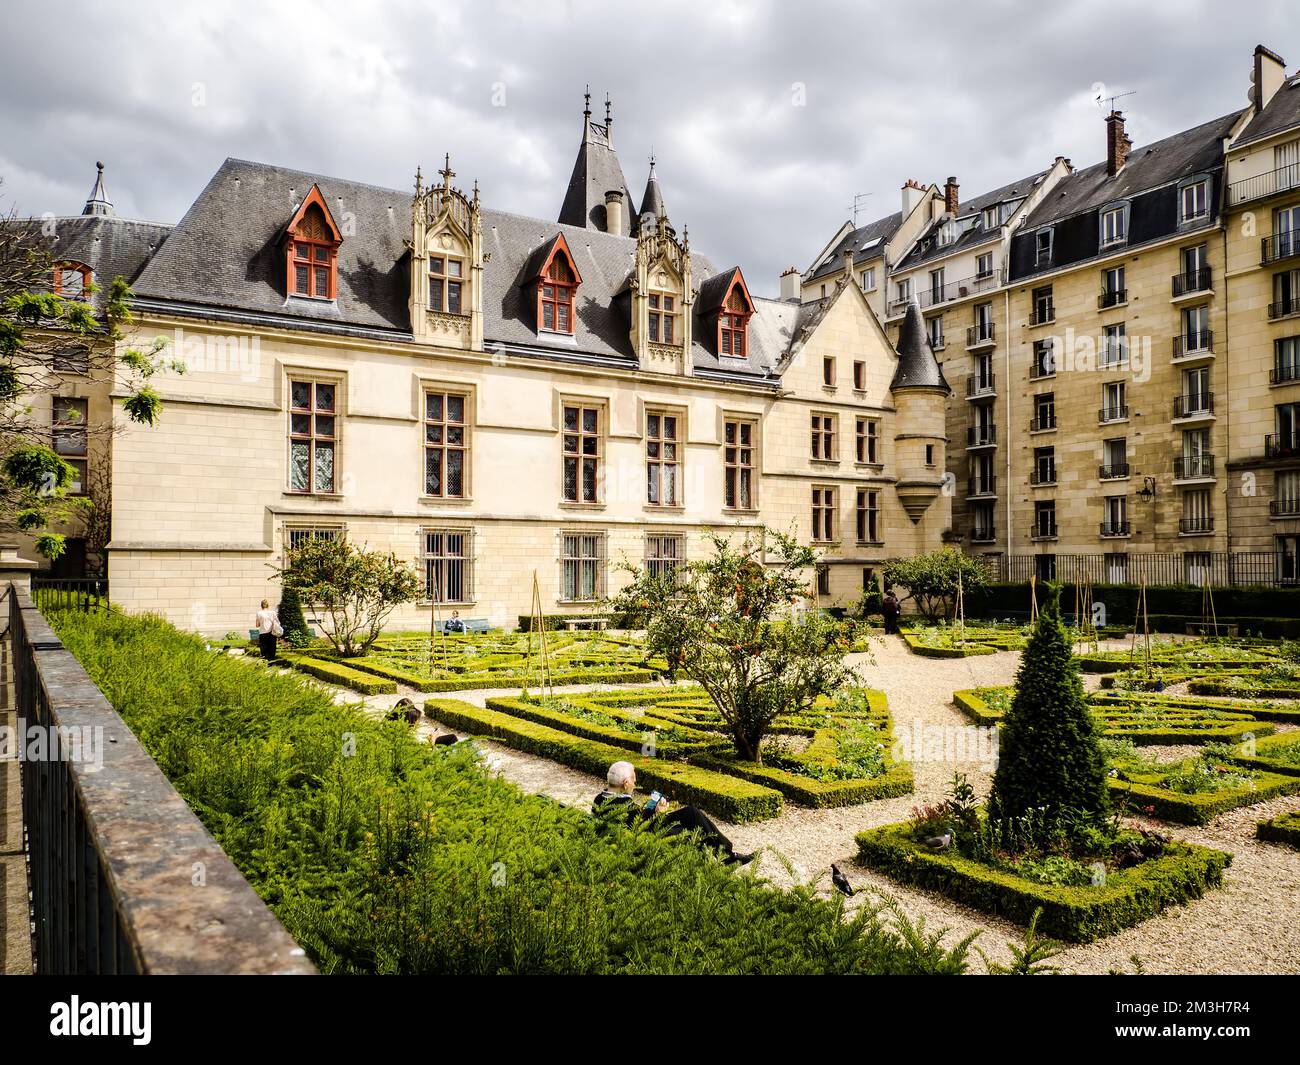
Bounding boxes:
557 90 634 236
891 299 951 522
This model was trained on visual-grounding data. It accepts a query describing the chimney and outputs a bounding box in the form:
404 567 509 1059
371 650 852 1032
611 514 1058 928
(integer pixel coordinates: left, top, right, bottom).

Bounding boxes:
842 246 855 278
1251 44 1287 111
901 179 925 216
604 189 624 234
779 266 801 302
1106 111 1131 177
944 176 959 216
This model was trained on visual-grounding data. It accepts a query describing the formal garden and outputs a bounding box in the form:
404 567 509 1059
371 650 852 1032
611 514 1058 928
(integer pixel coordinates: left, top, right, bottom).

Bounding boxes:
32 540 1300 973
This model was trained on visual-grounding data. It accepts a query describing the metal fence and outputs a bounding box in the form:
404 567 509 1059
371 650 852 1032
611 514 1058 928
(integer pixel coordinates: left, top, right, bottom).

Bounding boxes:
994 552 1284 587
6 582 315 974
30 577 110 614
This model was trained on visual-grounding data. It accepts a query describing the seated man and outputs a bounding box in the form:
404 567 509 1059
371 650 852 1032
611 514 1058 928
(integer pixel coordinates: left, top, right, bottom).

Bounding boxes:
593 761 752 865
444 610 466 634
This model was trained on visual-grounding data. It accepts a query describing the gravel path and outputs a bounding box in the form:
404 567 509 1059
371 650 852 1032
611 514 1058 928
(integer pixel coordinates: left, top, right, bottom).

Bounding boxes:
340 637 1300 975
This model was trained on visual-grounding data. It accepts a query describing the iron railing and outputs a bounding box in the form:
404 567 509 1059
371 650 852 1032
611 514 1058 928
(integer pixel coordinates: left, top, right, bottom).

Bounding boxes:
1172 331 1214 358
6 583 315 975
966 424 997 447
966 324 996 348
966 374 996 398
1266 433 1300 458
1271 363 1300 385
967 475 997 497
1270 498 1300 516
1174 454 1216 479
1100 520 1132 538
1173 393 1215 418
1179 516 1216 535
1261 232 1300 266
1098 287 1127 309
1171 267 1212 298
1099 462 1130 480
1227 163 1300 206
997 552 1282 586
1098 404 1129 423
30 577 109 613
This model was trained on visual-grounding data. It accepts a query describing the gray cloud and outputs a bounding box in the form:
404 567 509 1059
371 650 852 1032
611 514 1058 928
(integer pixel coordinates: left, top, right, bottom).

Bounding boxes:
1 0 1296 295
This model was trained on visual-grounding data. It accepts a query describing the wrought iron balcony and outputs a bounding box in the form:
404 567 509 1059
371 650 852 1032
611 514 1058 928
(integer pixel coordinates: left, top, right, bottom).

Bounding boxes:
1099 462 1130 480
1031 521 1058 541
1171 267 1212 298
1270 498 1300 517
1030 302 1055 326
967 475 997 497
1268 299 1300 321
1030 466 1057 486
1098 404 1129 423
966 323 996 348
1098 287 1127 309
1173 392 1215 418
1172 330 1214 358
1266 433 1300 459
971 526 997 543
966 424 997 447
1261 232 1300 265
1030 412 1057 432
1179 516 1216 535
1100 520 1132 537
1271 363 1300 385
1227 163 1300 206
966 373 996 398
1173 454 1216 480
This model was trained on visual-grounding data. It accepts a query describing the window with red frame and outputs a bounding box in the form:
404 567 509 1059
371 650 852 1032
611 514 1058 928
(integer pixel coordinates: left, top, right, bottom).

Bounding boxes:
288 204 337 299
53 262 91 299
719 287 750 357
540 256 576 333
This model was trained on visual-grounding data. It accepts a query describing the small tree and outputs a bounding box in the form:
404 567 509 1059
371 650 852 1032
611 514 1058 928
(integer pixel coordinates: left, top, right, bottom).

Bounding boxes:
883 549 987 620
610 528 858 763
277 536 420 656
277 584 312 647
988 585 1110 827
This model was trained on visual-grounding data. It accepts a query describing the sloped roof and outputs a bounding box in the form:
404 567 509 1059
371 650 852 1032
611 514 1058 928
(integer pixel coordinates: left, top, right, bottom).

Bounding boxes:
44 214 172 306
639 160 666 223
556 115 634 237
890 299 948 392
897 168 1048 271
1235 76 1300 148
805 209 903 284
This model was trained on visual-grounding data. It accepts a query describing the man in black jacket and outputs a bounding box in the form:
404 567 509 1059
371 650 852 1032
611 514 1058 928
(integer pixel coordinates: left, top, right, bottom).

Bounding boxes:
593 761 752 865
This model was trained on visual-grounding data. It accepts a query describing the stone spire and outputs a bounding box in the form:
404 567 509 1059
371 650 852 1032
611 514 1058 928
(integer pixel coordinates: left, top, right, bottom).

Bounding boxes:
557 88 634 235
639 154 667 229
82 161 114 217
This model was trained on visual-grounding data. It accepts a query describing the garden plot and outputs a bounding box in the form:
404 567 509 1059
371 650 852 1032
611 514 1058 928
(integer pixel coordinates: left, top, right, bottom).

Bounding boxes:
284 632 663 693
1106 748 1300 825
952 687 1274 744
1256 812 1300 849
425 685 913 822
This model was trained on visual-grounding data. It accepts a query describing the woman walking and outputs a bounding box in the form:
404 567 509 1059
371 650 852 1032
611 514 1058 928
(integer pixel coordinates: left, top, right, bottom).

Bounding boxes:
255 599 282 660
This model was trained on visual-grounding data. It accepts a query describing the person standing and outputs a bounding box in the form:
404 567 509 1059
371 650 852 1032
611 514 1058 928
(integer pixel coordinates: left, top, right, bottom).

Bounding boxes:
881 588 902 635
255 599 283 660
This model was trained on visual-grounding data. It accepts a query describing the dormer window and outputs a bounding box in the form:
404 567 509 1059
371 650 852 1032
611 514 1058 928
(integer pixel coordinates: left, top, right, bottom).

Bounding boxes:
283 186 342 301
53 262 91 299
1035 228 1054 266
1181 180 1209 222
721 288 750 357
982 206 998 230
430 256 464 314
524 234 581 336
540 257 575 332
1101 204 1128 247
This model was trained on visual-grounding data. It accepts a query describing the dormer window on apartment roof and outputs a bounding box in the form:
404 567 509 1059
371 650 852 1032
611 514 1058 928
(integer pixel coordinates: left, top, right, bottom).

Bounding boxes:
283 186 342 300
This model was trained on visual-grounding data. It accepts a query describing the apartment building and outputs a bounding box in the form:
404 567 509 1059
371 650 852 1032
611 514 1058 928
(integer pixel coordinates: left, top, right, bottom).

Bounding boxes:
10 98 950 631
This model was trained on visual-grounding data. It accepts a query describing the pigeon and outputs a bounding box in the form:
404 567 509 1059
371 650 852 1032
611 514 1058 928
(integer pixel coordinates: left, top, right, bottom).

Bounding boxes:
431 732 459 747
923 831 953 851
831 863 855 897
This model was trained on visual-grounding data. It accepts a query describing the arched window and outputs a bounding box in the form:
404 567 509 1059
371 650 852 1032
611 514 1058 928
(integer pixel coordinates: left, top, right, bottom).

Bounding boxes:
283 187 342 300
720 286 750 357
541 256 576 332
53 262 92 299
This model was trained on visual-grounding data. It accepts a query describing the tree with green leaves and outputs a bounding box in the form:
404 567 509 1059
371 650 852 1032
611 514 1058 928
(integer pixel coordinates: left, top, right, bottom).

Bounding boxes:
277 535 421 656
881 548 988 620
988 584 1110 826
276 584 312 647
610 527 858 763
1 190 180 560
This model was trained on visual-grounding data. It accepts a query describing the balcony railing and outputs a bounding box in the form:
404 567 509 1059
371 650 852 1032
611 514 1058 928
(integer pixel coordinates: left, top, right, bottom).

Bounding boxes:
1030 302 1055 326
1270 498 1300 517
967 424 997 447
1179 516 1216 535
1030 413 1057 432
1171 267 1212 298
1029 357 1056 380
1100 520 1132 538
1031 521 1059 541
1098 287 1127 309
1268 299 1300 321
1261 232 1300 265
1098 404 1129 423
1173 392 1215 418
1227 163 1300 207
886 271 1002 316
1030 467 1057 486
6 583 317 975
1174 454 1216 479
1172 331 1214 358
1271 363 1300 385
967 475 997 497
971 527 997 543
966 324 996 347
1266 432 1300 458
966 373 996 398
1099 462 1130 480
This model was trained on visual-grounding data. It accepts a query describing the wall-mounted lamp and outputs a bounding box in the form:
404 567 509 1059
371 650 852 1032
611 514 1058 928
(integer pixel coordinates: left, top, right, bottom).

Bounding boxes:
1136 476 1157 504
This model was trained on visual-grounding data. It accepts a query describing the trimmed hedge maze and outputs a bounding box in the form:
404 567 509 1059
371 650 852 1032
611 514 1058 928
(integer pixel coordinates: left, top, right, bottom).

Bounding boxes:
952 687 1276 745
425 686 913 822
855 822 1230 943
284 632 663 693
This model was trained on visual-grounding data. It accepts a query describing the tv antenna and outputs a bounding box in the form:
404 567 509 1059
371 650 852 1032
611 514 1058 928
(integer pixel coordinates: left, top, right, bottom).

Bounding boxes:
1095 86 1136 112
848 192 873 227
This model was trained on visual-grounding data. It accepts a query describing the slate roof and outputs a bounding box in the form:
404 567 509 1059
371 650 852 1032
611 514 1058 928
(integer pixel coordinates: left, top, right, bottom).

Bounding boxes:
130 157 785 381
890 299 948 392
639 160 666 224
1021 111 1242 229
1234 76 1300 148
44 214 172 307
556 115 635 237
896 169 1048 272
805 210 903 284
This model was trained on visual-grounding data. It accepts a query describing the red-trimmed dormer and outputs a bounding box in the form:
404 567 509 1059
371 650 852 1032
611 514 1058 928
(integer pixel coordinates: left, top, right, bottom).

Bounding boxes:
283 185 343 300
52 261 92 299
698 267 754 358
522 233 583 334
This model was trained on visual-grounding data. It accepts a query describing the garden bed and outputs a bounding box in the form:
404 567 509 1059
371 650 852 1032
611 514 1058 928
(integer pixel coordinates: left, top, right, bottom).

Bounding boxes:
1216 731 1300 777
1107 754 1300 824
855 821 1231 943
1256 812 1300 849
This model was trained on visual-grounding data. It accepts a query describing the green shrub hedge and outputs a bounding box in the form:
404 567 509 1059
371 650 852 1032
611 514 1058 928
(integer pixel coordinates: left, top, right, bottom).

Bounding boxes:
482 695 716 757
47 608 954 974
855 822 1231 943
284 655 398 695
424 699 784 823
1256 812 1300 849
692 744 913 808
969 582 1300 629
1108 765 1300 824
1219 732 1300 777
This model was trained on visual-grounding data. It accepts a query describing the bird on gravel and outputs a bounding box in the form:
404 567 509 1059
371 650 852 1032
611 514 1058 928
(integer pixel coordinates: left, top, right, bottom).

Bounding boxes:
831 863 855 897
923 831 953 851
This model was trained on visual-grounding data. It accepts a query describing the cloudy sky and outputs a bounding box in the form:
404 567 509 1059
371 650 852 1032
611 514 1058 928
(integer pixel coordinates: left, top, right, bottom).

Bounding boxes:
1 0 1297 295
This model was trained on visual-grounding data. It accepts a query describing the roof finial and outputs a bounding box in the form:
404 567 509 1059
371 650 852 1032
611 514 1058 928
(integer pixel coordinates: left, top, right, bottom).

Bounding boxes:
82 160 114 217
583 85 591 117
439 153 455 189
472 178 480 208
414 165 423 196
604 92 611 125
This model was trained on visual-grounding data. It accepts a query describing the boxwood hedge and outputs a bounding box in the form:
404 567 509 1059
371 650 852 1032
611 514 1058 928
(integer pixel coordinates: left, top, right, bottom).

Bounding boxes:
1256 812 1300 849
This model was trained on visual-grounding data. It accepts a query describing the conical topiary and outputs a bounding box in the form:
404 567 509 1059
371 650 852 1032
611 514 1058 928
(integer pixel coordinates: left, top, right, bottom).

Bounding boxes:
988 584 1109 826
278 584 311 646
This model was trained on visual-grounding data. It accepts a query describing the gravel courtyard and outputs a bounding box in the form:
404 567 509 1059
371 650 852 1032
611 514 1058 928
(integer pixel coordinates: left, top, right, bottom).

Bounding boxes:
353 633 1300 975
